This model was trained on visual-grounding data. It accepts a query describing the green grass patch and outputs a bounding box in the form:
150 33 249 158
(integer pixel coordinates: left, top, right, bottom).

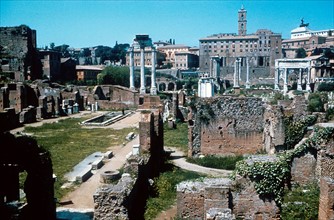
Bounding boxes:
21 117 137 200
164 122 188 152
281 183 319 220
144 166 204 220
187 155 243 170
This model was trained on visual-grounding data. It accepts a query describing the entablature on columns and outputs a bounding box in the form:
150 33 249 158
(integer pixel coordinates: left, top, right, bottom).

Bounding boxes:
275 58 311 69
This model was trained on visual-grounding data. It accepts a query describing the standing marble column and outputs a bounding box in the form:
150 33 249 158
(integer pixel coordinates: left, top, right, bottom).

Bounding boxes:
238 58 242 81
233 58 240 88
150 48 157 95
297 68 303 91
283 68 288 93
306 66 311 91
140 47 146 94
246 57 250 89
129 48 135 90
274 68 280 90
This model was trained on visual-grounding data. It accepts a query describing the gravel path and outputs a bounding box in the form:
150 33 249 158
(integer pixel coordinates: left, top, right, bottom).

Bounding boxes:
168 147 233 177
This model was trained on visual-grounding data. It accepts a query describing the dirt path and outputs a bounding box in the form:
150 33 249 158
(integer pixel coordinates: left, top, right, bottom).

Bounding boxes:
60 135 139 209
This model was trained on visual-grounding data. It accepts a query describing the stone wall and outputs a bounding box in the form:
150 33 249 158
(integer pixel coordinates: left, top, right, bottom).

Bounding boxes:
0 25 42 80
177 177 280 220
94 110 164 219
290 152 317 185
176 178 232 220
318 177 334 220
232 177 280 220
188 96 265 156
263 104 285 154
93 174 134 220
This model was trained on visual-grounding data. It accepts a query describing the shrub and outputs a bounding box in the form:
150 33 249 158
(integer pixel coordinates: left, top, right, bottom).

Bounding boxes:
281 183 319 220
187 155 243 170
144 168 204 219
307 93 326 112
317 82 334 92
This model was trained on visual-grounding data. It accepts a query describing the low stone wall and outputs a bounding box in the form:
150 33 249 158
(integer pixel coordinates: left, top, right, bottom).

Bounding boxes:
93 174 134 220
232 177 280 220
177 177 280 220
176 178 232 220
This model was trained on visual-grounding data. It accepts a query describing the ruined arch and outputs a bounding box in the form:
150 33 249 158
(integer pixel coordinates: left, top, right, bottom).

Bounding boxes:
0 133 56 220
159 83 166 91
167 82 175 91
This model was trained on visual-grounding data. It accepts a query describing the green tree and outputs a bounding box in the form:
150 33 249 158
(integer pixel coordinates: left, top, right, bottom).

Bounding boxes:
308 93 326 112
295 48 307 58
50 42 55 50
99 66 130 86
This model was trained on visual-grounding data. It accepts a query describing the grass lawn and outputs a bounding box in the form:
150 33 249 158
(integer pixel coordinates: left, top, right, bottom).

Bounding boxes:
164 122 188 152
144 166 205 220
21 117 137 200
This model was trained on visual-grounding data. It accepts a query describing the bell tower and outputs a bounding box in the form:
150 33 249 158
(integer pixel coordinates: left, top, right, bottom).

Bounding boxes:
238 5 247 36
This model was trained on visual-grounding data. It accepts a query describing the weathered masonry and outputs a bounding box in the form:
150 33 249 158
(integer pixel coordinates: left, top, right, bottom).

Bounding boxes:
188 96 265 156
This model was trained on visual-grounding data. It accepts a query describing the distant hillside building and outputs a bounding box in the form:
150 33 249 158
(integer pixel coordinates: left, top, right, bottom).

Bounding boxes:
76 65 103 82
199 6 282 80
175 52 199 70
155 44 199 69
0 25 42 80
282 20 334 58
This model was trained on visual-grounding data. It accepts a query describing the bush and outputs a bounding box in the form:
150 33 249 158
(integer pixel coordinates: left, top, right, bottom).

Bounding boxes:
187 155 244 170
144 168 204 219
307 93 326 112
317 82 334 92
281 183 319 220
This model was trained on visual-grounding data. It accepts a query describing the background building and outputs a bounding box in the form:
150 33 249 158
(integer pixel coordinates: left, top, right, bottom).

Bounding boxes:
199 6 282 81
282 20 334 58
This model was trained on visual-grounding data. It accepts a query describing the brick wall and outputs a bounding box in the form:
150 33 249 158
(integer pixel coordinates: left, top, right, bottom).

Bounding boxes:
290 152 317 185
318 177 334 220
177 177 280 219
189 96 265 156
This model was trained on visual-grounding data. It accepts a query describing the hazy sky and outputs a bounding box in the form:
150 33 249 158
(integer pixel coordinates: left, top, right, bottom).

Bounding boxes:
1 0 333 48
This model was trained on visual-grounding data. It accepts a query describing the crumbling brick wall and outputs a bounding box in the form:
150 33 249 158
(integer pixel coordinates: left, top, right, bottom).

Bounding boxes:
176 178 232 220
290 152 317 185
94 109 164 219
188 96 265 156
263 104 285 154
0 25 42 80
177 177 280 220
318 177 334 220
232 176 280 220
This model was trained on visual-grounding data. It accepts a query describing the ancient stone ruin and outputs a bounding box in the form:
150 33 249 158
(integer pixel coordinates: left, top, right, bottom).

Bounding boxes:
94 107 164 220
0 132 56 220
188 96 265 157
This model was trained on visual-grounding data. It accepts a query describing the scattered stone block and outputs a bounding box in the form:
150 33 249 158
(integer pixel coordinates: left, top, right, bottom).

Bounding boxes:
132 144 140 155
91 158 104 170
126 132 135 141
75 168 92 183
104 151 113 159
